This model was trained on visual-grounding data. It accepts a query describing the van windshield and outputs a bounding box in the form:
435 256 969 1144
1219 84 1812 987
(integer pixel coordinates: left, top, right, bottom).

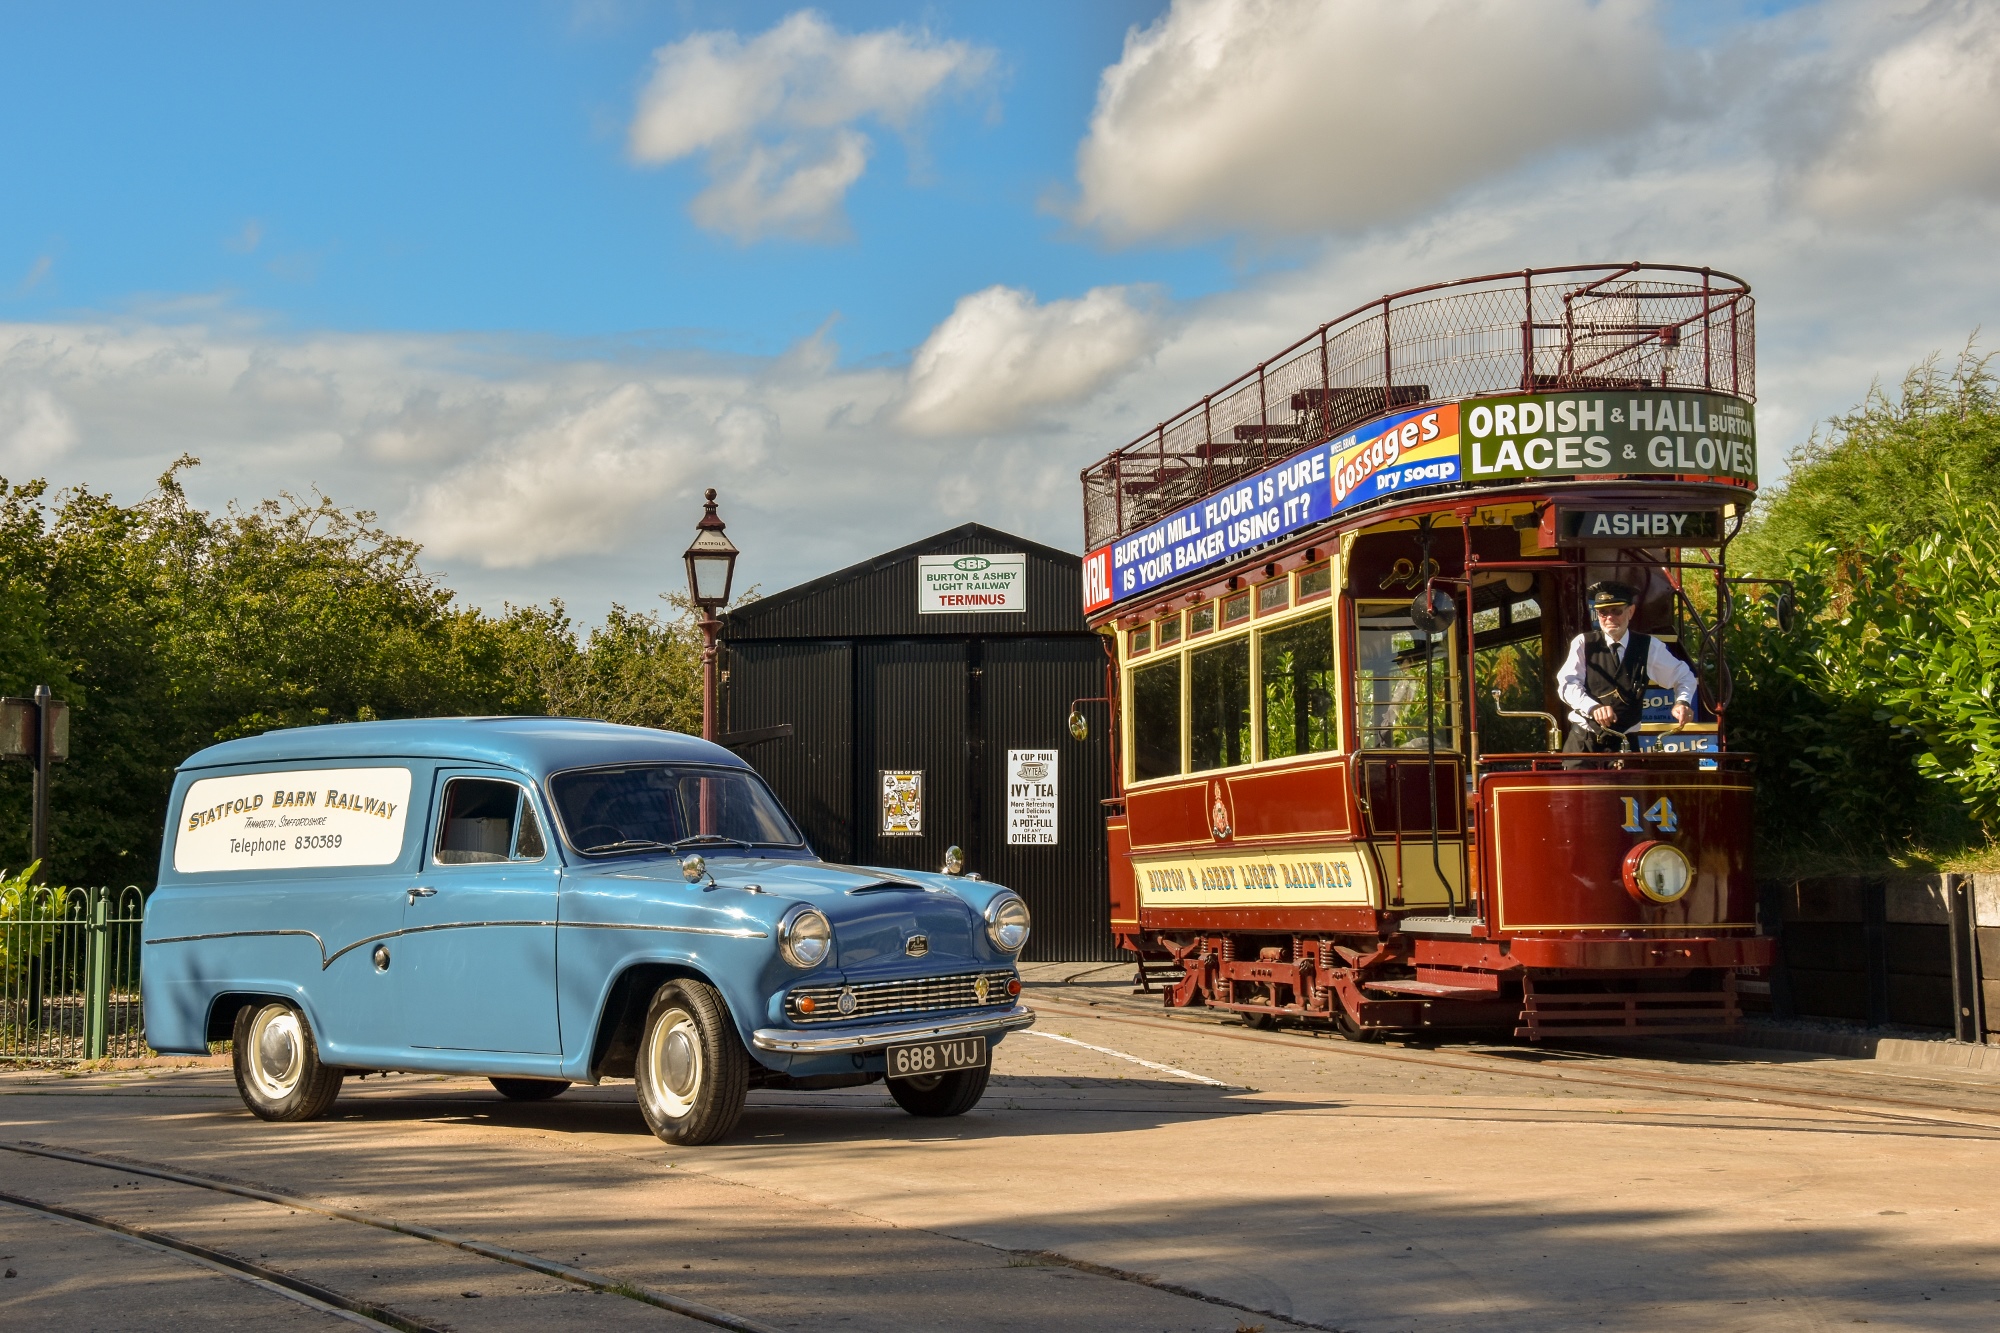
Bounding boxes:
548 764 806 856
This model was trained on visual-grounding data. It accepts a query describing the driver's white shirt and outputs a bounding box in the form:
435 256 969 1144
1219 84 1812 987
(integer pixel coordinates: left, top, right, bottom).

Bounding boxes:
1555 628 1698 729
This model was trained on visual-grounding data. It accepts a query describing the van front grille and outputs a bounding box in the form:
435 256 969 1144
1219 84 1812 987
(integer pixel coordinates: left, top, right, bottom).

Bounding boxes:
786 970 1017 1023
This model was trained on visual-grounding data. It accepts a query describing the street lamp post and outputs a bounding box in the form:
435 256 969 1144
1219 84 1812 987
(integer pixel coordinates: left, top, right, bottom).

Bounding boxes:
682 488 739 744
1 685 71 882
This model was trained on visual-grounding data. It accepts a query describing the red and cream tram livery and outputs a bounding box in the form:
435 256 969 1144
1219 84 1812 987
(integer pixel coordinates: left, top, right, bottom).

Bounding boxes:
1079 264 1775 1039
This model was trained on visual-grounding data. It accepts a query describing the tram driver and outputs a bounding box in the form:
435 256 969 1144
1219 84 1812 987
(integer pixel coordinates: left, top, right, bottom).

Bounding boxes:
1556 581 1697 752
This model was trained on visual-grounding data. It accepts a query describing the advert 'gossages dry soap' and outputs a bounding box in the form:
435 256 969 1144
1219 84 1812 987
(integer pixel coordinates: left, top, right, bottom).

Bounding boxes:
173 767 413 872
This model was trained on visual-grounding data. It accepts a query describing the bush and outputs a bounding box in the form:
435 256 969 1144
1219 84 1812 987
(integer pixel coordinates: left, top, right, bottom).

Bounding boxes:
1730 345 1999 862
0 459 710 886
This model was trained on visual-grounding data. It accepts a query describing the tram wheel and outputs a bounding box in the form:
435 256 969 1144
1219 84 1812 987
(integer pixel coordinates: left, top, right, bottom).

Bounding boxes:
1240 1011 1280 1032
1334 1010 1385 1044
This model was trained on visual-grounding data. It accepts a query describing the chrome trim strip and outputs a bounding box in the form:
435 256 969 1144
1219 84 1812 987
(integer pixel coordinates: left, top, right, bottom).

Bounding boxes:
145 928 326 953
751 1004 1035 1053
147 917 768 973
322 921 558 968
560 921 768 940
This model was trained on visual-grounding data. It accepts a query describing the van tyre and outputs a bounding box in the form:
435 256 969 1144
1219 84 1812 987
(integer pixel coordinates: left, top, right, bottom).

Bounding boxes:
636 980 748 1146
491 1077 570 1101
232 1001 344 1122
888 1063 990 1117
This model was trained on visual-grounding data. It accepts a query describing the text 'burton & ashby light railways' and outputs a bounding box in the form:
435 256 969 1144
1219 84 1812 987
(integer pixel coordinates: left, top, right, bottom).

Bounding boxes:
1076 263 1778 1040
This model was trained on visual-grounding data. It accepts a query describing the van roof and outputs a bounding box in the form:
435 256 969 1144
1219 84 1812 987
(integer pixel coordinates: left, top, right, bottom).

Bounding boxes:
177 716 746 777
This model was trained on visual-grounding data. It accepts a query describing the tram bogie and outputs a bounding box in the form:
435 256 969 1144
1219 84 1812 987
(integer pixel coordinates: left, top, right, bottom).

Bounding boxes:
1082 264 1777 1041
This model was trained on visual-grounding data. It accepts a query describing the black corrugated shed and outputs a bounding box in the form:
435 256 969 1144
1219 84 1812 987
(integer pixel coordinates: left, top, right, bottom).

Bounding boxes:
721 525 1119 962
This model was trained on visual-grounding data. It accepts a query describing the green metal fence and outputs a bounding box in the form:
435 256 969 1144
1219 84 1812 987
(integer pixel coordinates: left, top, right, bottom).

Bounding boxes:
1 883 147 1061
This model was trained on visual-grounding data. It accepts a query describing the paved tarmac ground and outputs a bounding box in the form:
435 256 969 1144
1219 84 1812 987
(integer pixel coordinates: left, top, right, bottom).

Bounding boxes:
4 965 2000 1332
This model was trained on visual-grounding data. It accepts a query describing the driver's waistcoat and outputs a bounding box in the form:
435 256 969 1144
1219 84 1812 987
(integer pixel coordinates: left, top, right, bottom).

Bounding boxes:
1585 632 1652 730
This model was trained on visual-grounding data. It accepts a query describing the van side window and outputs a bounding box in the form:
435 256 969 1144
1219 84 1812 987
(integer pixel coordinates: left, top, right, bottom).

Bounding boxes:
436 779 542 864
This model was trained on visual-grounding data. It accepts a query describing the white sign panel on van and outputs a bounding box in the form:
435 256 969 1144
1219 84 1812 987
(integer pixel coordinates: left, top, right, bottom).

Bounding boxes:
174 767 414 873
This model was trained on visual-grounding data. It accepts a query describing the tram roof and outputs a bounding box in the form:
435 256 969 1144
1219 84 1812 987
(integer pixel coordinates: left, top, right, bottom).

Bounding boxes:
1079 263 1756 559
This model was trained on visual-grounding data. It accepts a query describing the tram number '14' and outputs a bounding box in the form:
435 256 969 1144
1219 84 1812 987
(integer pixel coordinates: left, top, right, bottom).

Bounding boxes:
1619 797 1679 835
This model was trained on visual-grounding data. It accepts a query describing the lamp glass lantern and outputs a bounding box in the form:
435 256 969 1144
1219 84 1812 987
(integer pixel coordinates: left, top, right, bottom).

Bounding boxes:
683 488 739 610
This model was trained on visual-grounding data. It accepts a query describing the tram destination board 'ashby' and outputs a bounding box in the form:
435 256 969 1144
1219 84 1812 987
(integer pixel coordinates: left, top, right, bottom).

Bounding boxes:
1082 389 1756 611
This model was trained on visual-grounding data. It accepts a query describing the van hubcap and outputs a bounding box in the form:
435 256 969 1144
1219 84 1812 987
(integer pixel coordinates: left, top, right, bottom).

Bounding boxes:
647 1009 703 1117
247 1005 305 1099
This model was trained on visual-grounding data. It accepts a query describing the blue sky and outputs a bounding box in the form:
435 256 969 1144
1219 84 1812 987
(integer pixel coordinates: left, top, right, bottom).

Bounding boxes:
1 1 1995 618
0 3 1211 357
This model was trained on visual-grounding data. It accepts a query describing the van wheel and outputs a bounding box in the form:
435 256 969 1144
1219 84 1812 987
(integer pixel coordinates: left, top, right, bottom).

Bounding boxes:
888 1064 990 1117
635 981 748 1146
490 1077 570 1101
232 1001 344 1122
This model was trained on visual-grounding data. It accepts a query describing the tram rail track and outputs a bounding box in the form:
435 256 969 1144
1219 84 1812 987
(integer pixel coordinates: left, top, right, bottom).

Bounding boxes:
0 1187 418 1331
0 1139 784 1333
1027 994 2000 1137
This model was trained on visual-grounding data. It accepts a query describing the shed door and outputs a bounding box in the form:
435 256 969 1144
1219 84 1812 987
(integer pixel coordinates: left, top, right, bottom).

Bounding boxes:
725 639 852 861
854 640 972 875
980 637 1116 961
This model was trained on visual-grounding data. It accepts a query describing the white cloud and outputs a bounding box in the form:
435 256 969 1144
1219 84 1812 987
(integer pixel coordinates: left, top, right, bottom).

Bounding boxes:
0 386 78 469
1071 0 1665 242
629 10 992 241
1799 0 2000 216
899 285 1163 436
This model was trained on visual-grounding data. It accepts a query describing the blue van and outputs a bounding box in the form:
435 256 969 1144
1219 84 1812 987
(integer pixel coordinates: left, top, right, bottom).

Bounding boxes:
142 718 1034 1144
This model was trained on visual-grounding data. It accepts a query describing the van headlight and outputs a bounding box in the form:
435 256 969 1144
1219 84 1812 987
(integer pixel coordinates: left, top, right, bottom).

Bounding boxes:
1623 841 1692 904
778 906 832 968
984 893 1031 953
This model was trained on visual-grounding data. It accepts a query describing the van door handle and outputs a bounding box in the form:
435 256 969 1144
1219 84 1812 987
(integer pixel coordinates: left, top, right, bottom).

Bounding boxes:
407 886 436 904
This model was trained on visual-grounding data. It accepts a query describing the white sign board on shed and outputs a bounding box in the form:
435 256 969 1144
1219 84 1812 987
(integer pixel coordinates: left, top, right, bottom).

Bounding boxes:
1006 750 1058 845
918 553 1026 614
174 767 414 873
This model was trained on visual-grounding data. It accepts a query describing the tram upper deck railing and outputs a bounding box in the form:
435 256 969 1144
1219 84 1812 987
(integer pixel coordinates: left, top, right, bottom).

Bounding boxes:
1080 263 1754 550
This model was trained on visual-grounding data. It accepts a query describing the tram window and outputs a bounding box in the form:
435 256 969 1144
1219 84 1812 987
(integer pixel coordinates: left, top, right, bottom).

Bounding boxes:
1189 602 1216 636
1131 657 1183 781
1353 601 1460 751
1474 591 1547 752
1221 590 1251 626
1189 637 1251 771
1297 562 1333 602
1129 624 1151 655
1157 613 1183 648
1261 617 1336 759
1258 579 1289 615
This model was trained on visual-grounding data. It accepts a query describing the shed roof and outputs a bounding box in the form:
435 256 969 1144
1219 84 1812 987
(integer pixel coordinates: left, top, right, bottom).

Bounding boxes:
179 717 745 777
722 523 1088 641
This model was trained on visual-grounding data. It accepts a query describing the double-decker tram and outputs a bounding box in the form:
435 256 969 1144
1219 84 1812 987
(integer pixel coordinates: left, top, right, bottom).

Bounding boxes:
1077 264 1777 1040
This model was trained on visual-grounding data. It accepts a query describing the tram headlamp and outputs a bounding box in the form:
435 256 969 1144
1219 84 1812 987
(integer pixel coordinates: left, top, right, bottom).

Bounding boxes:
1622 841 1693 905
778 906 832 968
984 893 1031 953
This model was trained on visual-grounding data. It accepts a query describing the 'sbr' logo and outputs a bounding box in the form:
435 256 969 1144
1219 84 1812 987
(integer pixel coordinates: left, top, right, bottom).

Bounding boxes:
954 556 991 572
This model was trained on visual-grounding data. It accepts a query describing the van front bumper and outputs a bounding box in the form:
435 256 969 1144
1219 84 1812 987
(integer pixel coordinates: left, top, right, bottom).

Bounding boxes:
751 1004 1036 1054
